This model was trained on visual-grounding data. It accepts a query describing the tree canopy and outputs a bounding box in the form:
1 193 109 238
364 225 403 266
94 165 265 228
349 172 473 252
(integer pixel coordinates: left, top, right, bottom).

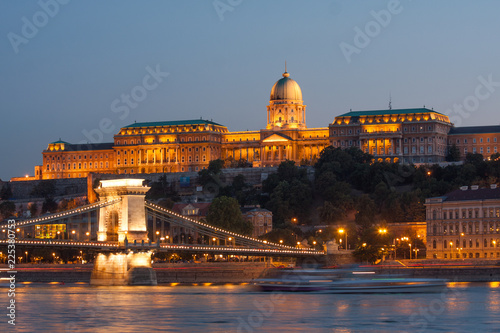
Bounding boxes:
206 196 253 235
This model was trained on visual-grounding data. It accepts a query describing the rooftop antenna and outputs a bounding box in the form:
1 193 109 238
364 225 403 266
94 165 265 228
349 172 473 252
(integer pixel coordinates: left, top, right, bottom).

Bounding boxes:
388 93 392 110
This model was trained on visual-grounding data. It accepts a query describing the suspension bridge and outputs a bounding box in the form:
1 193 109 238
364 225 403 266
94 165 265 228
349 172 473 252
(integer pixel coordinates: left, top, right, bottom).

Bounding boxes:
0 179 323 257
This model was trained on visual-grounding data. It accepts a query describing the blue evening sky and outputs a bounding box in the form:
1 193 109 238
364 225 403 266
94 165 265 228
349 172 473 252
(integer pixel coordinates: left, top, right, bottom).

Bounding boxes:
1 0 500 180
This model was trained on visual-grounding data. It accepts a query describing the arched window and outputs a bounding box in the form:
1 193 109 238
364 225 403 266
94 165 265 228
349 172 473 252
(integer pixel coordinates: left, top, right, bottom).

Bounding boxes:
432 240 436 249
444 240 447 249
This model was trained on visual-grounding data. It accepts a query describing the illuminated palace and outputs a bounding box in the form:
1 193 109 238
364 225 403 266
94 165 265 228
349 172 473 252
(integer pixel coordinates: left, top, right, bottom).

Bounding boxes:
31 69 500 180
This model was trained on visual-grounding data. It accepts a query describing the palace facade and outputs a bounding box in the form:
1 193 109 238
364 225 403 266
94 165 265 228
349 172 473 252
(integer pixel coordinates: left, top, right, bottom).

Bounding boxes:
425 185 500 259
28 69 500 180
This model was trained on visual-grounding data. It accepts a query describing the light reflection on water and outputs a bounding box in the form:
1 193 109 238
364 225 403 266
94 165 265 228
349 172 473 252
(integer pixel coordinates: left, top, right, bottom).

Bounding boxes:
2 283 500 332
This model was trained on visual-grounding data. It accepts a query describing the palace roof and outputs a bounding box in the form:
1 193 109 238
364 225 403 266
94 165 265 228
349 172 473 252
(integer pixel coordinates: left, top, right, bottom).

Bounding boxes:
449 125 500 135
123 119 224 128
336 108 445 118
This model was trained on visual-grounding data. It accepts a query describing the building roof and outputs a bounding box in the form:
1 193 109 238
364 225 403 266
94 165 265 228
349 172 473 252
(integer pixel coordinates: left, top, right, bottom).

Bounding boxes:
171 202 211 216
123 119 224 128
440 187 500 202
241 206 272 214
449 125 500 135
51 143 114 152
270 71 303 101
336 108 445 118
50 140 71 144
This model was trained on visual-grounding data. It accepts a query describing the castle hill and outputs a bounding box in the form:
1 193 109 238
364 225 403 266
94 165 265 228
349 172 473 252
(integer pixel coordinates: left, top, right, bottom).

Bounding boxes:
1 68 500 277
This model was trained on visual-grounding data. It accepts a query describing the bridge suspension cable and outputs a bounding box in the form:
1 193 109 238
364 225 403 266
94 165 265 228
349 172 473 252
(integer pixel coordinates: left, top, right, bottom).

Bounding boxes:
145 201 321 253
0 198 122 229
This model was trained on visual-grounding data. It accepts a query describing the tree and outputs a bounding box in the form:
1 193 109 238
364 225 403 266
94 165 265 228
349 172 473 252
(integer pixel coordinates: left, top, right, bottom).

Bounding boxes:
198 159 224 187
42 197 58 214
206 196 253 235
446 144 460 162
28 202 38 218
0 184 12 200
0 201 16 219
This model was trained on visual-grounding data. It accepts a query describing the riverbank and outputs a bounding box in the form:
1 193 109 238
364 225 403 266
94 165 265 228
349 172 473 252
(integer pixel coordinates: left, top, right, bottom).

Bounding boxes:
4 261 500 284
4 262 271 284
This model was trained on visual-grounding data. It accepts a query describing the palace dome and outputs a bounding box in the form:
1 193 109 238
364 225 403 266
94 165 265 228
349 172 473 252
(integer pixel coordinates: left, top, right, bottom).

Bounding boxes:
270 71 303 102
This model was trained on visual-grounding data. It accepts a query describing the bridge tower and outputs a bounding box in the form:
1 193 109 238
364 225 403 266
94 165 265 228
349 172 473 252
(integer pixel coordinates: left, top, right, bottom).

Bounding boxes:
95 179 150 243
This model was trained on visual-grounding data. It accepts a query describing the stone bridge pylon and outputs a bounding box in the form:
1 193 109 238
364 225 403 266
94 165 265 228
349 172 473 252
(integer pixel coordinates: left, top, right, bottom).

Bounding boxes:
95 179 150 244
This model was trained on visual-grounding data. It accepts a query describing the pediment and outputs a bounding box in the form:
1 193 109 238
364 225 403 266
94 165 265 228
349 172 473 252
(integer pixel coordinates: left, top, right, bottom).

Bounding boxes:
262 133 292 143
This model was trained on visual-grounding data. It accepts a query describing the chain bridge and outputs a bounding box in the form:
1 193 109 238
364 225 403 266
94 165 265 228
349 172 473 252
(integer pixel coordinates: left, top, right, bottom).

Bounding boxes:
0 179 323 258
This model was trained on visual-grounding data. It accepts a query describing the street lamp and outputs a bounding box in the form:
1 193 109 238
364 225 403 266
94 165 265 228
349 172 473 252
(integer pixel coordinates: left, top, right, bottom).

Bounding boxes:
71 230 76 240
449 241 453 259
25 251 28 263
409 243 412 260
339 228 347 249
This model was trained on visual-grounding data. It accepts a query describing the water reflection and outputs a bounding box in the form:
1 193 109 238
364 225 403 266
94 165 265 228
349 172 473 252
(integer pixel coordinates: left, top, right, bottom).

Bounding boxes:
5 283 500 332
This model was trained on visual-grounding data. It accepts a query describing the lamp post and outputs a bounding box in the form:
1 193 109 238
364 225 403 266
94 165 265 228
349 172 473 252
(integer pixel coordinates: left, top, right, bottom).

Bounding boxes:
339 228 347 250
25 251 28 263
450 241 453 259
409 243 412 260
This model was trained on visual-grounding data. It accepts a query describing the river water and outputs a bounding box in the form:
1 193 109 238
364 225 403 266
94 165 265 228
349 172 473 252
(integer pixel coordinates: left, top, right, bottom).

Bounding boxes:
2 282 500 332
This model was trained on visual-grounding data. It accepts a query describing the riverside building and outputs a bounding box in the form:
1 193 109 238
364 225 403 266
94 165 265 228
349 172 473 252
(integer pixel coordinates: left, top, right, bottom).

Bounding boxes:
425 185 500 259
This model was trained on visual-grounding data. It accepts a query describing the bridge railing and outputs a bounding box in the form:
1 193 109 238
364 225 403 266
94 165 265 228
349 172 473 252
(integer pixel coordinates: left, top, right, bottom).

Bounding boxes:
145 201 323 254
